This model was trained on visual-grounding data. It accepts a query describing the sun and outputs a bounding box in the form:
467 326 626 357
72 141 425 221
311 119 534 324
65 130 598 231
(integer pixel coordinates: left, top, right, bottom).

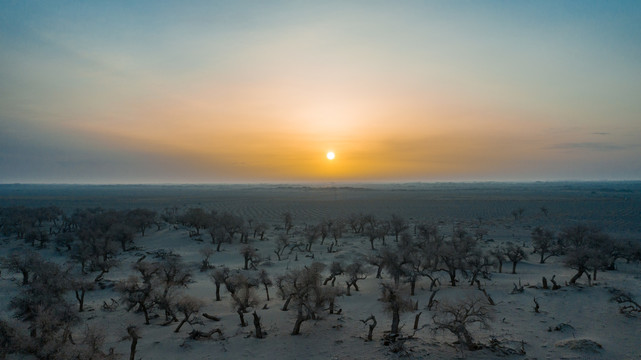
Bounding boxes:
326 151 335 160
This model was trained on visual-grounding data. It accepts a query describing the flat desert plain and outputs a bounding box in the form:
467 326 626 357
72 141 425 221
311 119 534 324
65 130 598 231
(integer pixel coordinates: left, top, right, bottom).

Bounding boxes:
1 182 640 359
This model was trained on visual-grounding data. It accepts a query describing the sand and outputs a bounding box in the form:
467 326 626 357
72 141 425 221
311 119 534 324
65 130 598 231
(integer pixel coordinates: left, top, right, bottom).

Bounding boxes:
1 182 640 359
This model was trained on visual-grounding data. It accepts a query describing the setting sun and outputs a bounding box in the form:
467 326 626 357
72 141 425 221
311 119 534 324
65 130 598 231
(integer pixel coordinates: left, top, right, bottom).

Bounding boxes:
326 152 335 160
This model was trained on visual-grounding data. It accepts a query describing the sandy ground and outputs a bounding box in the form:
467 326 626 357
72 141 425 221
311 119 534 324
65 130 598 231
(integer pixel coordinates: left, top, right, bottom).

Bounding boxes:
1 182 640 359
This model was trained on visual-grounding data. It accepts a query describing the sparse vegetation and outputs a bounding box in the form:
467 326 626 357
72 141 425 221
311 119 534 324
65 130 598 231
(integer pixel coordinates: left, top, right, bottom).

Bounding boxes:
0 183 639 359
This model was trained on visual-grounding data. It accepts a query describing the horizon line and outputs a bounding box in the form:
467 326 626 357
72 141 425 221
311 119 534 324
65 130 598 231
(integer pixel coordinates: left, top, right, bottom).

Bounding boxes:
2 179 641 187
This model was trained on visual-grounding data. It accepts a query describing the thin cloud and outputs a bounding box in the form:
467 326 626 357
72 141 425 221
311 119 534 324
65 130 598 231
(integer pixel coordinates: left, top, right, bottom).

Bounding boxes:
550 142 625 151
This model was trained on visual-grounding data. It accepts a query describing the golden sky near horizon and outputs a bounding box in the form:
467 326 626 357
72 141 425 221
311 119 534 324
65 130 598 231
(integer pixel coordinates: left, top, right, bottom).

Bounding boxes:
1 1 640 183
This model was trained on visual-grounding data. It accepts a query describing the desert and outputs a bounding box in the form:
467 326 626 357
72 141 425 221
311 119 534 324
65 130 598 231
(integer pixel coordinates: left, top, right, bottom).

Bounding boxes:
1 182 640 359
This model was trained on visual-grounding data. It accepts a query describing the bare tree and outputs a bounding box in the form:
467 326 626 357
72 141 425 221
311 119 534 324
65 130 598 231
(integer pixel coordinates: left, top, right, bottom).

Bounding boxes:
505 242 528 274
437 228 477 286
70 276 95 312
127 326 140 360
199 246 215 271
390 214 409 242
219 212 244 243
380 248 406 287
258 269 273 301
240 245 259 270
2 251 43 285
610 288 641 316
466 250 493 286
360 315 377 341
273 233 290 261
474 228 489 242
210 267 230 301
330 219 345 246
178 208 211 236
540 206 549 217
174 295 205 333
9 258 79 356
318 219 332 245
208 224 228 252
432 296 493 351
55 232 76 251
366 253 385 279
304 225 320 252
345 261 368 296
560 224 609 284
227 274 259 327
364 220 386 250
282 212 294 234
323 261 343 287
277 262 329 335
252 311 264 338
489 246 506 273
106 223 135 252
324 286 344 315
531 227 562 264
156 255 192 322
117 261 160 325
380 283 413 339
126 208 157 237
511 208 525 221
596 237 631 271
347 213 365 234
253 222 268 240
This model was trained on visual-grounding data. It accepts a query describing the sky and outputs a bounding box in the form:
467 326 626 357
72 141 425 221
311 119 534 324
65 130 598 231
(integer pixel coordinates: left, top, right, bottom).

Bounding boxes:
1 1 640 183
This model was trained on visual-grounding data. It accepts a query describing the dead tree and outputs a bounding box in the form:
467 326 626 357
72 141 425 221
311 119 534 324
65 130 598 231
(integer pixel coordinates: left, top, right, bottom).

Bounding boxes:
324 286 343 314
345 261 368 295
366 254 385 279
413 312 422 330
511 279 524 294
531 227 562 263
199 246 215 271
490 246 506 273
323 261 343 286
227 274 259 327
273 234 290 261
156 256 192 322
304 225 320 252
380 283 413 339
117 262 160 325
188 328 222 340
240 245 259 270
258 269 273 301
127 326 140 360
437 229 477 286
610 288 641 316
252 311 264 338
432 296 493 351
390 214 409 242
277 262 328 335
71 277 95 312
282 212 294 234
210 267 230 301
477 285 495 306
2 251 43 285
505 242 528 274
427 289 439 310
174 296 204 333
360 315 377 341
560 224 609 285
